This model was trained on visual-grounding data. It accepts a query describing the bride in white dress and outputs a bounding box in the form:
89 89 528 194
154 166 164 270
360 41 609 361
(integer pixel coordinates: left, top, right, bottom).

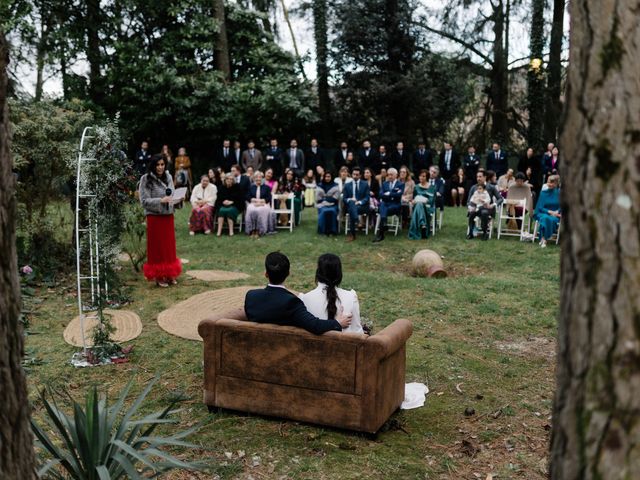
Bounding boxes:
299 253 364 334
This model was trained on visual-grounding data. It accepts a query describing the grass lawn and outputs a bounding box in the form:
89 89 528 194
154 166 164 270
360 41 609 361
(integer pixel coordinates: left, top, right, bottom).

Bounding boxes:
25 205 559 479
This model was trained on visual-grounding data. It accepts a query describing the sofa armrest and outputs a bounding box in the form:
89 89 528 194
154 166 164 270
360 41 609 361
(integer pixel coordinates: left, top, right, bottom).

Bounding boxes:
198 308 247 339
366 319 413 360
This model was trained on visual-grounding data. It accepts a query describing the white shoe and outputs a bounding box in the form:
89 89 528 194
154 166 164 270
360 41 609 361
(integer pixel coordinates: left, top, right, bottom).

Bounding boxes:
540 239 547 248
204 230 211 235
189 231 195 236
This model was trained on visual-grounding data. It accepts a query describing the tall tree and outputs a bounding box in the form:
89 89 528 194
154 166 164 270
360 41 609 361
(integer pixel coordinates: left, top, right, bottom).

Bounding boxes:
85 0 102 104
0 28 37 480
543 0 565 143
550 0 640 478
311 0 331 143
213 0 231 81
490 0 509 143
527 0 545 149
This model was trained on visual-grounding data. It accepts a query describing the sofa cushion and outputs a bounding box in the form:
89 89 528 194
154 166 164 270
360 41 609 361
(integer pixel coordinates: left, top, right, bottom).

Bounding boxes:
219 329 360 395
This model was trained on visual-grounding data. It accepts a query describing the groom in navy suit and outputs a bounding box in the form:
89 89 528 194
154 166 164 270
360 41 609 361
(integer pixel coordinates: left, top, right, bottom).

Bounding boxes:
343 167 370 242
245 252 352 335
373 167 404 242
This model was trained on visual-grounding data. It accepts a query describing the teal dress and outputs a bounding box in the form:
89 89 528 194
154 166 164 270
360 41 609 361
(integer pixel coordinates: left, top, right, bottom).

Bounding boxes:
534 187 561 240
408 184 435 240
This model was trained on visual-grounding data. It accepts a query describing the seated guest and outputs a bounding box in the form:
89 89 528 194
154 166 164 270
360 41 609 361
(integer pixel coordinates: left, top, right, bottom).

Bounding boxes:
245 252 352 335
343 166 370 242
497 168 516 197
373 167 405 242
189 175 217 236
245 171 274 238
264 167 279 195
506 172 534 228
408 169 435 240
244 166 255 183
466 170 503 240
316 171 340 236
524 166 541 203
427 166 445 210
399 166 415 225
300 253 364 334
215 173 243 236
208 168 222 189
302 169 317 207
534 174 561 247
363 167 379 228
334 165 353 194
277 168 304 226
450 167 466 207
376 167 388 191
231 164 250 199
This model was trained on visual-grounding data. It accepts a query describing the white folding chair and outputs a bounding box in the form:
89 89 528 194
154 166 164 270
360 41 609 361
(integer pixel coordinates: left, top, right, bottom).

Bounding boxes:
532 219 561 244
271 193 294 232
497 198 530 240
344 213 369 236
374 213 401 236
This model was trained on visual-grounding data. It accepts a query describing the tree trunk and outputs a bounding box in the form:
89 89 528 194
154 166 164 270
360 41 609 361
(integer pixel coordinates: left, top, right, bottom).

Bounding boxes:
490 0 509 143
213 0 231 82
312 0 331 143
0 30 37 480
86 0 101 104
543 0 565 143
279 0 307 81
526 0 545 149
550 0 640 478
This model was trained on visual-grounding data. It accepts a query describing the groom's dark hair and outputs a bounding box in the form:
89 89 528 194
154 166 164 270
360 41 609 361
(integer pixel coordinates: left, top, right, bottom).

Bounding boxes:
265 252 290 285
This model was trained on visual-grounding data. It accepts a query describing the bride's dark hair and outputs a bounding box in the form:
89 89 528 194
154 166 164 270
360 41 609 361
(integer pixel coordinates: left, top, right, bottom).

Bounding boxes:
315 253 343 319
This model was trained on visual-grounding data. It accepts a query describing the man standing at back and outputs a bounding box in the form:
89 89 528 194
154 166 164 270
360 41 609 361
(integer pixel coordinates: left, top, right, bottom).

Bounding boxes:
284 139 305 178
486 142 508 178
242 140 263 172
245 252 352 335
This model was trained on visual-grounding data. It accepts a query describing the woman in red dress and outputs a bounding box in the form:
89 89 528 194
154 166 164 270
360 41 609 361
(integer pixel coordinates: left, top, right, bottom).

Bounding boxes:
138 155 182 287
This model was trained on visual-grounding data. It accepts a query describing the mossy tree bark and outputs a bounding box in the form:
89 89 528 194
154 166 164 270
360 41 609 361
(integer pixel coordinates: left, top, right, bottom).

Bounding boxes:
550 0 640 478
213 0 231 82
0 30 37 479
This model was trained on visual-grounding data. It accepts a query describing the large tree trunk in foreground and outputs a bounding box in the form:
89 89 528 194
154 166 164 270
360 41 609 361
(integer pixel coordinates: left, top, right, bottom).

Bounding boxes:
0 31 36 479
550 0 640 478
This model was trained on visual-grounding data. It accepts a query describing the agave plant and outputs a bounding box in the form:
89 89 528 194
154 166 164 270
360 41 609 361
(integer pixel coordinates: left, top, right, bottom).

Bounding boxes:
31 376 206 479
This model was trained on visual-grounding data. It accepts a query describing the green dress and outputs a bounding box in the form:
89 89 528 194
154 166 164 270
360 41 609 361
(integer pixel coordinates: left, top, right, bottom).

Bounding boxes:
408 184 435 240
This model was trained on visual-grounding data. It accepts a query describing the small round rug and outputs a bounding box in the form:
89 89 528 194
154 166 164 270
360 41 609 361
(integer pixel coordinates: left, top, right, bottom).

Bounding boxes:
157 286 258 341
63 309 143 347
185 270 250 282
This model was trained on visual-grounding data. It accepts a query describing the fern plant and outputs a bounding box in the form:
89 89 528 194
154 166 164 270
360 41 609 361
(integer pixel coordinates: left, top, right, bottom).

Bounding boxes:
31 377 207 479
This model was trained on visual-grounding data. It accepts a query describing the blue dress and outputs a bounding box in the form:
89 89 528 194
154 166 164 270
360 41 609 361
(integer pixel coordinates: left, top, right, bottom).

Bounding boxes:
534 187 561 240
316 183 340 234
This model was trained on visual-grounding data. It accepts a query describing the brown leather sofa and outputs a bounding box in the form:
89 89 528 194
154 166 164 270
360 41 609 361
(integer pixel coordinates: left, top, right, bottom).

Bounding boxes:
198 309 413 433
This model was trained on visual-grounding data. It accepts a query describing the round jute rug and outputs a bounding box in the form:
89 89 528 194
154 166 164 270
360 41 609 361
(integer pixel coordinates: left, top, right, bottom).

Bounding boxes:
185 270 250 282
63 309 143 347
157 286 258 341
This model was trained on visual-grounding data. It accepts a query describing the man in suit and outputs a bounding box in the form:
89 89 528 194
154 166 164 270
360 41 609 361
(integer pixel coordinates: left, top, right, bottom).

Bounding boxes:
343 167 370 242
242 140 263 172
357 139 377 170
412 141 432 174
462 145 481 193
306 138 326 175
427 166 445 210
486 142 508 178
231 164 250 200
334 141 351 171
245 252 352 335
284 139 305 178
218 139 234 172
438 142 460 205
373 167 405 242
134 140 151 176
373 144 390 174
466 170 503 240
390 141 411 170
264 138 284 177
232 140 242 166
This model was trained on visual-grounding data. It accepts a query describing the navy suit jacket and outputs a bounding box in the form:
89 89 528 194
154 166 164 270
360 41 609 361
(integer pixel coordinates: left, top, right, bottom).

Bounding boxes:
245 286 342 335
486 150 508 177
247 184 272 204
380 180 404 204
235 175 251 198
343 180 370 207
412 149 432 173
